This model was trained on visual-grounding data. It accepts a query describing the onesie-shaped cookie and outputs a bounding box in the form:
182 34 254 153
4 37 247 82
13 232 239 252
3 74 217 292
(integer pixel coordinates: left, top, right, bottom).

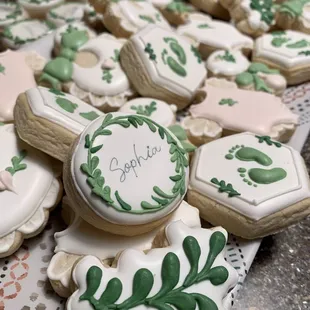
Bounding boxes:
182 79 298 146
19 0 62 19
66 221 238 310
120 24 207 110
40 31 135 112
188 132 310 239
14 86 103 162
104 0 171 38
0 3 25 30
276 0 310 34
219 0 276 37
189 0 230 20
0 124 63 258
63 113 190 236
48 199 201 297
177 13 254 59
253 30 310 85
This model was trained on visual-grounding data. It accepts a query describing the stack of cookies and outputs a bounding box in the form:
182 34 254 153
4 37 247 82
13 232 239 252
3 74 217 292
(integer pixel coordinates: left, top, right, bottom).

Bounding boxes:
1 0 310 308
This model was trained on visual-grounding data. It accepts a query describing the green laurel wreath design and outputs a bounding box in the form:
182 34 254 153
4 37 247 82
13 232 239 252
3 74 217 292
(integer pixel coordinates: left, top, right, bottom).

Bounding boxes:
80 113 188 213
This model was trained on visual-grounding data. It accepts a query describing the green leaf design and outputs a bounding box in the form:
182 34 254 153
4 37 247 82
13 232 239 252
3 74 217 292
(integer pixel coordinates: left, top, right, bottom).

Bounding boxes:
249 0 274 25
80 111 100 121
271 36 290 47
299 50 310 56
215 51 236 63
130 101 157 116
139 15 155 23
102 69 113 83
205 266 229 285
115 191 132 210
90 145 103 153
192 293 218 310
219 98 238 106
5 150 28 176
111 49 120 62
255 135 282 147
163 292 196 310
180 141 196 153
286 39 310 48
79 266 102 302
0 63 5 74
197 23 211 28
56 97 78 113
211 178 240 197
253 75 272 93
49 88 65 96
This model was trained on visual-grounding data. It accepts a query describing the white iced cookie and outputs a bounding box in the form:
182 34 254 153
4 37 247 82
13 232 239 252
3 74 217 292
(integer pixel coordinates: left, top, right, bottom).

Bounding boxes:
188 132 310 239
104 0 171 38
253 30 310 85
63 112 190 236
2 19 54 49
48 200 201 297
219 0 276 37
0 3 25 30
120 25 207 110
177 13 254 59
206 49 250 80
0 50 37 123
14 86 103 162
66 221 238 310
47 2 86 27
40 32 135 112
19 0 63 19
183 79 298 146
276 0 310 34
0 124 62 258
119 98 177 127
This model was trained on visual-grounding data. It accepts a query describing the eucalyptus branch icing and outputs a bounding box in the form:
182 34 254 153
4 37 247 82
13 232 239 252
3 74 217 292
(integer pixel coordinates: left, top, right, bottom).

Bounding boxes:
278 0 310 18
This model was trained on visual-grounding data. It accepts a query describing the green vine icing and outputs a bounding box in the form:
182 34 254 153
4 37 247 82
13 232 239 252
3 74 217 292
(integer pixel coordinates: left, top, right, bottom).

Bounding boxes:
168 124 196 153
215 51 236 63
0 63 5 75
299 50 310 56
219 98 237 106
191 46 202 64
80 114 188 213
56 97 78 113
79 232 228 310
5 150 27 176
279 0 310 18
211 178 240 197
0 4 21 22
131 101 157 116
80 111 101 121
102 69 113 84
255 135 282 147
166 1 194 13
197 23 211 29
144 43 157 61
250 0 275 25
139 15 155 23
111 49 120 63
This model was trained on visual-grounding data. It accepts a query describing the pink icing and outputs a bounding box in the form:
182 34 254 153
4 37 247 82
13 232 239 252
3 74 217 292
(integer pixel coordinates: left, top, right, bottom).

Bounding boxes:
0 50 37 122
0 170 15 193
189 84 298 134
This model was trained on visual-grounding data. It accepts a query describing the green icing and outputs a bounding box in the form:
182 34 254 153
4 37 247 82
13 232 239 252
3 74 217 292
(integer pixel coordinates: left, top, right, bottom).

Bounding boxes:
168 124 196 153
0 4 22 22
56 97 78 113
248 63 279 74
219 98 238 106
299 50 310 56
279 0 310 18
197 23 211 29
248 168 287 184
5 150 27 175
0 63 5 74
235 147 272 166
235 72 254 86
211 178 240 197
255 135 282 147
49 88 65 96
144 43 157 61
80 114 188 213
250 0 275 25
102 69 113 83
191 46 202 64
131 101 157 116
271 36 290 47
215 51 236 63
139 15 155 23
80 111 100 121
61 29 89 51
287 39 310 48
111 49 120 63
79 233 227 309
166 1 194 13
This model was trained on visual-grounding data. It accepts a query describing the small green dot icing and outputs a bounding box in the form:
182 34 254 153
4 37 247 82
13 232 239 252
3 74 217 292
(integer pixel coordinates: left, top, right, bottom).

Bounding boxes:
61 29 89 51
287 39 310 48
235 147 273 166
225 154 234 160
248 168 287 184
211 178 240 197
102 69 113 83
249 0 275 25
190 46 202 64
238 168 246 173
145 43 157 61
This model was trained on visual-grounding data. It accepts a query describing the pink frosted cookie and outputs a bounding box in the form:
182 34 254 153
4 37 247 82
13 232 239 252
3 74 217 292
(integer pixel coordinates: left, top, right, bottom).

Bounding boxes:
188 132 310 238
182 79 298 146
0 124 63 258
66 221 238 310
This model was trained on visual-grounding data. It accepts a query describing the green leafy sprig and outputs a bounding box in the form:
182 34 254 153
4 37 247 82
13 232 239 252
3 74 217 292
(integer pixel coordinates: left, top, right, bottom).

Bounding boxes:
216 51 236 63
191 45 202 64
255 135 282 147
5 150 27 176
139 15 155 23
211 178 240 197
144 43 157 61
102 69 113 83
219 98 238 106
130 101 157 116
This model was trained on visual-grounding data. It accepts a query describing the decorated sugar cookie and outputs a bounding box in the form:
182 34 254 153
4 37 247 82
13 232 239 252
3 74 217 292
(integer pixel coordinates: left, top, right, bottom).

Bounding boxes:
276 0 310 34
0 3 25 30
182 79 298 146
253 30 310 85
219 0 276 37
120 25 207 109
66 221 238 310
2 19 54 49
48 199 201 297
104 1 171 38
0 50 43 123
40 32 135 112
119 98 177 127
19 0 63 19
14 86 103 162
0 124 63 258
63 112 190 236
206 49 250 80
189 0 230 20
47 2 86 27
188 132 310 239
177 13 254 59
235 62 287 96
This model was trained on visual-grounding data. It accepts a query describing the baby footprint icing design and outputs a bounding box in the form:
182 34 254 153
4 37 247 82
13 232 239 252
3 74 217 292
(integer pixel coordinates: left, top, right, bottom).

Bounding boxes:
225 144 287 186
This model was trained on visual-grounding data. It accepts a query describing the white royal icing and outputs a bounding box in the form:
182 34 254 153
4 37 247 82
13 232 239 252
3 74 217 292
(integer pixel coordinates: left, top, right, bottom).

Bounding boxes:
254 30 310 69
177 13 254 51
190 132 310 220
19 0 62 12
131 24 207 101
26 86 104 135
0 3 24 28
71 112 189 225
0 124 61 253
67 221 238 310
72 33 131 98
119 98 176 127
206 50 250 76
108 1 171 34
47 2 86 27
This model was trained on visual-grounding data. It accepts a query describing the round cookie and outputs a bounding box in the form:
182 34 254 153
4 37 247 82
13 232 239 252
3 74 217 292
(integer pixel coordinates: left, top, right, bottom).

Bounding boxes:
103 0 171 38
63 112 190 236
120 24 207 110
177 13 254 59
14 86 103 162
2 19 54 49
0 124 63 258
119 98 177 127
188 0 230 20
66 221 238 310
47 2 86 27
188 132 310 239
19 0 63 19
253 30 310 85
0 3 26 30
